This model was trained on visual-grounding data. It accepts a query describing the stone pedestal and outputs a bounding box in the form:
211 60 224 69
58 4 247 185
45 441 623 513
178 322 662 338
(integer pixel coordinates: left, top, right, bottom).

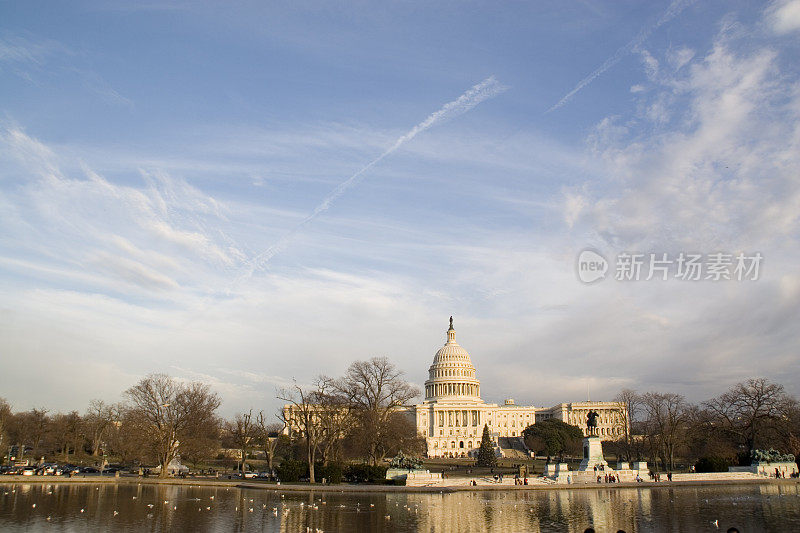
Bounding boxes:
578 437 608 471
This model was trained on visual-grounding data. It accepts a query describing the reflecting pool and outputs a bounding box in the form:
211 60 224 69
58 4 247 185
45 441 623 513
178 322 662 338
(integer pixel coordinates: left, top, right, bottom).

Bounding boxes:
1 482 798 532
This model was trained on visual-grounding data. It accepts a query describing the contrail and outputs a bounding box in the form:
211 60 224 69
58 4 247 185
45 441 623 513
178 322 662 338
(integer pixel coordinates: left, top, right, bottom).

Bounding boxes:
241 76 506 277
547 0 696 112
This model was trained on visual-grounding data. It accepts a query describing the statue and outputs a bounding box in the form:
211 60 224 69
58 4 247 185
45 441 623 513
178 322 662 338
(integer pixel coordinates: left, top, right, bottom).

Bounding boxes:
586 410 599 436
449 316 454 329
389 451 424 470
751 448 795 464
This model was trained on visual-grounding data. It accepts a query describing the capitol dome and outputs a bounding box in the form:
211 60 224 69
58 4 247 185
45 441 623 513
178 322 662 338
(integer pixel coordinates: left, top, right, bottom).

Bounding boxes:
424 317 481 402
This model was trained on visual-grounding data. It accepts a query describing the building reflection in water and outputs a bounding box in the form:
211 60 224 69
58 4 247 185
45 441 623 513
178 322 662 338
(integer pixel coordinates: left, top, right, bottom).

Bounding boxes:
1 482 798 532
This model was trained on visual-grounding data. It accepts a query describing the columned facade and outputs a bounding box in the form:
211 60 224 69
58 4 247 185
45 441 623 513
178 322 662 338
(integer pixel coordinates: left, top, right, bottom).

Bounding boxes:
413 318 628 458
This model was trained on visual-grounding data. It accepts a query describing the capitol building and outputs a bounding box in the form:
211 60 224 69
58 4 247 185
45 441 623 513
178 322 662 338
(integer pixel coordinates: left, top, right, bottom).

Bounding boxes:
412 318 626 458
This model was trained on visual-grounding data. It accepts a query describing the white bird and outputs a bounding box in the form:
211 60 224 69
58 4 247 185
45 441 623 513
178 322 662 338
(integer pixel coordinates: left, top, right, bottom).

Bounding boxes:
206 506 211 510
32 504 36 508
113 511 119 516
80 509 85 513
712 519 719 527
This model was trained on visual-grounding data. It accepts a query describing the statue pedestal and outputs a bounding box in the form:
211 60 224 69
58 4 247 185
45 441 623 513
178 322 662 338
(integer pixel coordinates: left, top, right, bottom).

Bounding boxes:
578 437 608 471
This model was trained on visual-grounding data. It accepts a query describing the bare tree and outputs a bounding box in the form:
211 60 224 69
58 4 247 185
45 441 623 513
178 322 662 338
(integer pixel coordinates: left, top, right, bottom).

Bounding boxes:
614 388 640 461
84 400 116 456
125 374 221 478
19 408 50 459
703 378 793 456
52 411 83 459
278 377 334 483
0 398 11 458
335 357 419 465
256 411 284 474
641 392 689 471
227 409 256 474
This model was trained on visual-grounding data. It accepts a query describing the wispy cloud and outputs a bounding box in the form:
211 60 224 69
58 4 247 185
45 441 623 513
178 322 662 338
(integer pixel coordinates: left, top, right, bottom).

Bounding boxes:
242 76 507 276
548 0 697 112
766 0 800 34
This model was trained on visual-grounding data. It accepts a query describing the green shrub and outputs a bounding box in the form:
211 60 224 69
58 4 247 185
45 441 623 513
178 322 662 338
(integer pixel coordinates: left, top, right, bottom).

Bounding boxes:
343 464 388 483
695 456 730 473
276 459 304 482
316 462 343 484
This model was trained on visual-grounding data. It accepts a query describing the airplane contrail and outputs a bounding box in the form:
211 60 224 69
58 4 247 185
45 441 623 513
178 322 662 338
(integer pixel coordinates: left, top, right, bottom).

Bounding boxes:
241 76 506 278
547 0 697 112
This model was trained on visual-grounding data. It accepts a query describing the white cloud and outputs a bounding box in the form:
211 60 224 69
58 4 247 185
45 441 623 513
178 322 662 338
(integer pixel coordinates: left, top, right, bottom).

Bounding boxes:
667 46 695 70
767 0 800 34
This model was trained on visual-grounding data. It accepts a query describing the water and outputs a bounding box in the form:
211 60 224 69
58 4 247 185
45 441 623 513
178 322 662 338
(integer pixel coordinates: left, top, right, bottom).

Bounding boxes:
1 482 798 532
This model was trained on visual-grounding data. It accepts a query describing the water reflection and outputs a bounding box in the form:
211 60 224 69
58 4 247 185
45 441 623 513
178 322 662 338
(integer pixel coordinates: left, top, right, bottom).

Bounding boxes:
1 482 798 532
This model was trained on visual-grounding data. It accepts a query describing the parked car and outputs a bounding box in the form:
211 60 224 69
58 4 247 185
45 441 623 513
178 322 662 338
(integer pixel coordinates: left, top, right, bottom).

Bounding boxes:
61 465 80 476
81 467 99 474
21 466 36 476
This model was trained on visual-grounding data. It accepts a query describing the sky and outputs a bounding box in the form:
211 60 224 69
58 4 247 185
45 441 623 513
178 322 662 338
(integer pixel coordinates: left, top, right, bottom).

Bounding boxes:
1 1 799 419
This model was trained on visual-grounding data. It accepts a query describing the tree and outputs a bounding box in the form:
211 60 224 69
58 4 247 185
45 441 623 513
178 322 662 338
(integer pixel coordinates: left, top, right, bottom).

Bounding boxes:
124 374 221 478
52 411 83 459
335 357 419 465
14 408 50 459
0 398 11 458
84 400 116 457
178 418 221 470
522 419 583 458
314 389 350 466
476 424 496 467
227 409 257 474
703 378 793 456
641 392 689 471
278 377 333 483
614 389 640 461
256 411 284 474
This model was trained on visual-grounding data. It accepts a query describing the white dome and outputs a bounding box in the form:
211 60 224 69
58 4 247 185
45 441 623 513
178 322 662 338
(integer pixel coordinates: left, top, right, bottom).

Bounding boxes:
424 318 481 402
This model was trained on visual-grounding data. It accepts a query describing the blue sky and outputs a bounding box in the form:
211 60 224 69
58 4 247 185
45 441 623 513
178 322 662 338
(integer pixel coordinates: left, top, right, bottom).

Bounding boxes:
1 1 799 418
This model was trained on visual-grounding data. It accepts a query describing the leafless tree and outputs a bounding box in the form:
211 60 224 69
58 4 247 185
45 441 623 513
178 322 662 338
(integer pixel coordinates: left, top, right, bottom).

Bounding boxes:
227 409 257 474
703 378 793 456
21 408 50 458
0 398 11 457
125 373 221 478
256 411 284 473
614 388 640 461
52 411 83 459
335 356 420 465
84 399 116 456
278 377 335 483
641 392 689 471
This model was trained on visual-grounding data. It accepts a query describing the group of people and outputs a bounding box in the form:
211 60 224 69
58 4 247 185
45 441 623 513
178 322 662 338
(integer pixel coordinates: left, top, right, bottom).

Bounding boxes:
596 472 621 483
647 471 673 482
774 468 795 478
